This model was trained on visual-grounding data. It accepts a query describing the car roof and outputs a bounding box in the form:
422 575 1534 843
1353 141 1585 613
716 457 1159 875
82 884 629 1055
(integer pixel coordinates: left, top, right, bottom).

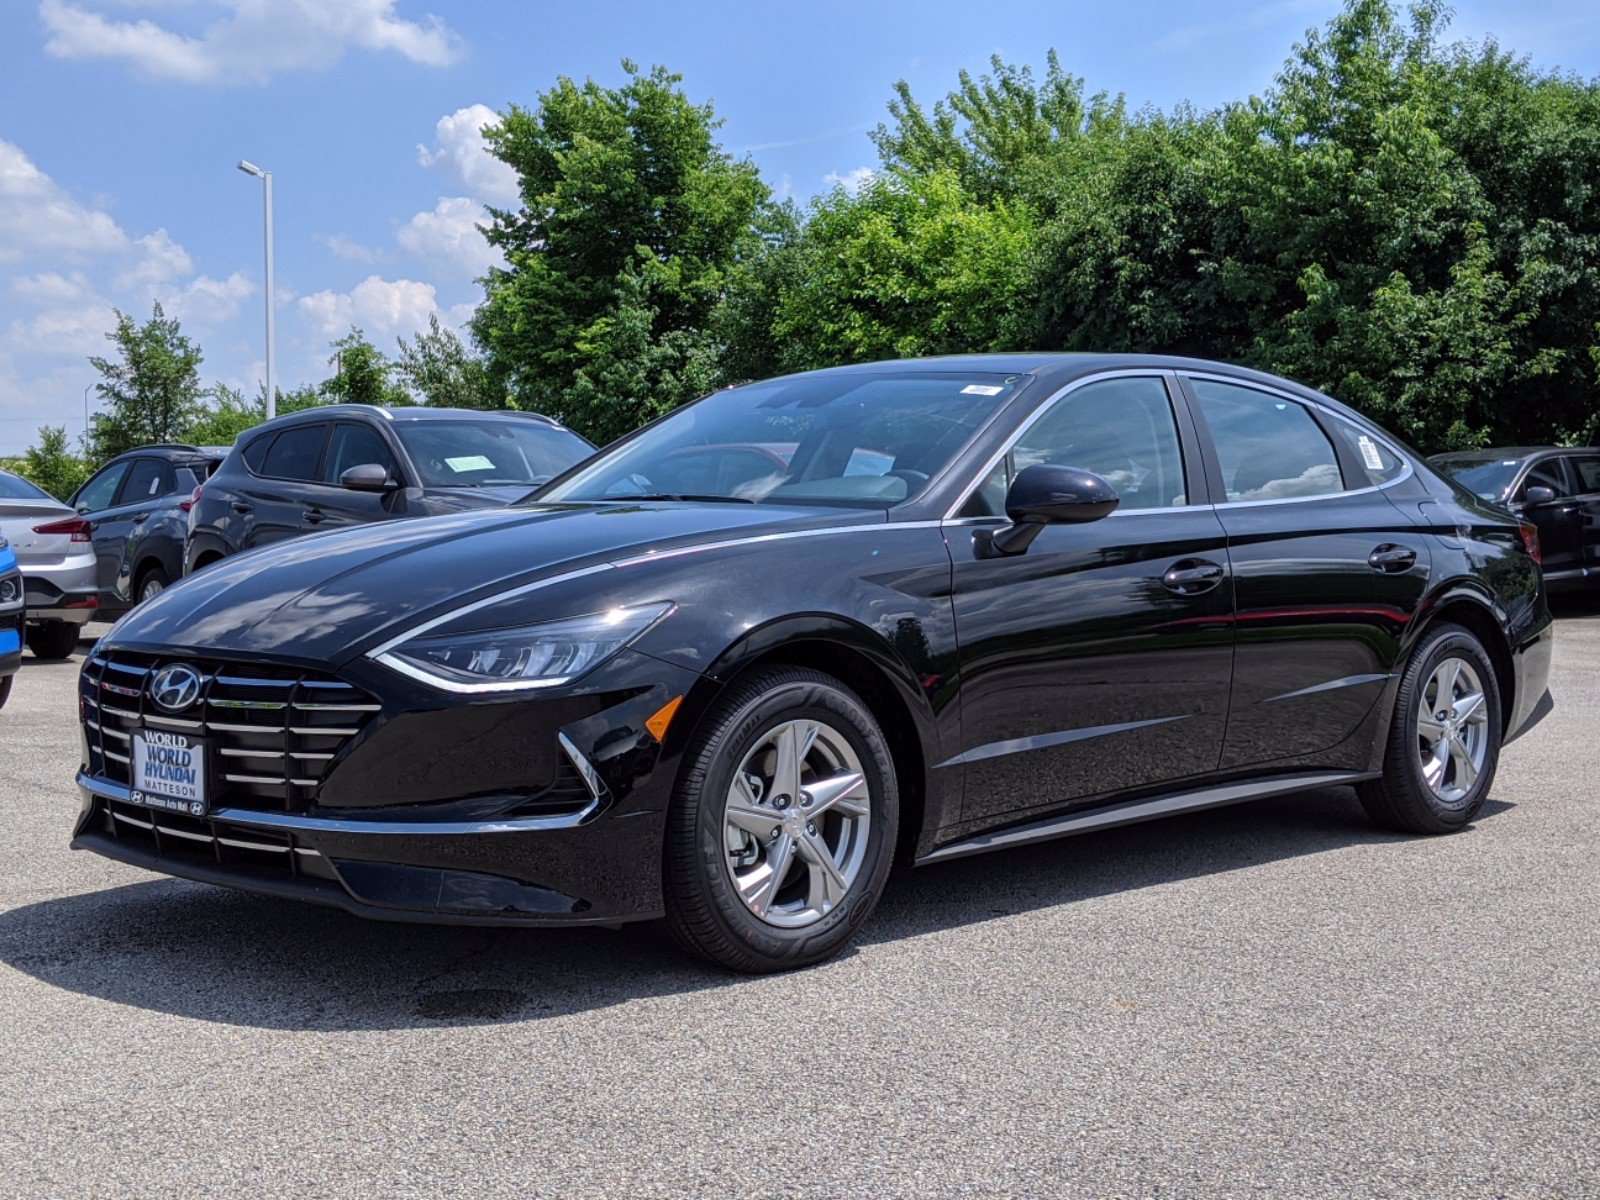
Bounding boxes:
1430 447 1572 462
107 443 225 464
254 405 567 431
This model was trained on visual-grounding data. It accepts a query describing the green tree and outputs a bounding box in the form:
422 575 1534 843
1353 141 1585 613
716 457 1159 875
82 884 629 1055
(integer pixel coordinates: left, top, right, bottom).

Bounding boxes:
396 315 501 408
86 303 205 461
319 328 411 407
473 61 772 443
5 426 90 501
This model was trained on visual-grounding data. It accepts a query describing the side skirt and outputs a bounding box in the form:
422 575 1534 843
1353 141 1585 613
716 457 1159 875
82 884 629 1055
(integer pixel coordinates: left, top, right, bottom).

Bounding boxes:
917 770 1380 865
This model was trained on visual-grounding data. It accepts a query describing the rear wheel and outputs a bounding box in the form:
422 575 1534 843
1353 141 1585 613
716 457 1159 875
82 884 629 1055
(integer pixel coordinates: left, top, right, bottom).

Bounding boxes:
663 666 898 973
136 566 170 604
26 620 80 661
1358 623 1501 834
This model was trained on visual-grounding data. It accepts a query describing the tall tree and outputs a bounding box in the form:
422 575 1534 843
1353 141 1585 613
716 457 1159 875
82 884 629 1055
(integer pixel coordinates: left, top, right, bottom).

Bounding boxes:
396 315 501 408
86 303 204 461
319 328 411 407
473 61 772 444
5 426 90 502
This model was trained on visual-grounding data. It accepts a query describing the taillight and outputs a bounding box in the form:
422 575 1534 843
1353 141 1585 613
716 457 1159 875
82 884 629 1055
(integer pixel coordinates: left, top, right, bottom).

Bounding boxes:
32 516 91 543
1518 519 1541 566
180 484 203 513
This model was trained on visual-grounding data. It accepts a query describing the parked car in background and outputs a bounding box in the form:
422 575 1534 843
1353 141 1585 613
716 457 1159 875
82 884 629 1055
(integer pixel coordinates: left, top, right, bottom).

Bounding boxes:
0 467 96 659
185 406 595 572
0 534 20 708
1430 447 1600 591
64 444 226 619
76 355 1551 972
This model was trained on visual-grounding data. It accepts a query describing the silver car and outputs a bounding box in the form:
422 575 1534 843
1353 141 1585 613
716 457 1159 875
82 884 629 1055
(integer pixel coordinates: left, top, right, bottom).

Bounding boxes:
0 468 96 659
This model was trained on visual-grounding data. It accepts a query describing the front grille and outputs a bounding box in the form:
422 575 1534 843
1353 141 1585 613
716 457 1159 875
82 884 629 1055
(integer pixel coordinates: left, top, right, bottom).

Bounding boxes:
86 795 342 886
82 651 381 814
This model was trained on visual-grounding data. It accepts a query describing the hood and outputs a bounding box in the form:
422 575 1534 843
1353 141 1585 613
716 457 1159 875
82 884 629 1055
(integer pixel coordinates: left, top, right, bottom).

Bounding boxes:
106 501 870 664
419 484 533 511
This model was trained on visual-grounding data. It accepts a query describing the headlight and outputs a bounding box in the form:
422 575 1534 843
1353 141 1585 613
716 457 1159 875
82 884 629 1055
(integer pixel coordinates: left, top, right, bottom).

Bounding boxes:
375 602 672 692
0 574 20 608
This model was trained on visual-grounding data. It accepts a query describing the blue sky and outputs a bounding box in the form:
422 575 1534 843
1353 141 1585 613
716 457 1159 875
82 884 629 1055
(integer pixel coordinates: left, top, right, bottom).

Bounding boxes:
2 0 1597 454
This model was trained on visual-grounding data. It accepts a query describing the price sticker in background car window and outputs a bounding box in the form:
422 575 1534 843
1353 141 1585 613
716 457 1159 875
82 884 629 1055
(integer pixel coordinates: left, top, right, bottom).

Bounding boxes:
961 384 1004 396
444 455 495 472
1357 435 1384 472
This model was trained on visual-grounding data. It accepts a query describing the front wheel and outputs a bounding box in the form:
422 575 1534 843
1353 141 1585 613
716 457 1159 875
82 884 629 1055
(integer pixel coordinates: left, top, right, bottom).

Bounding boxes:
663 666 898 973
1357 623 1501 834
136 566 170 604
0 674 12 709
26 620 80 661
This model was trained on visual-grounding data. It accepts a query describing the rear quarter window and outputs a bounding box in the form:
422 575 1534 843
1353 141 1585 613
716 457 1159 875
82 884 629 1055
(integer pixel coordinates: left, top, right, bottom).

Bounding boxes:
1326 417 1407 487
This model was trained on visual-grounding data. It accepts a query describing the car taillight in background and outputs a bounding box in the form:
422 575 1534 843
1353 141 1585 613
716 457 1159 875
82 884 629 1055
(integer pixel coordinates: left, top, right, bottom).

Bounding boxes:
180 485 203 513
32 516 91 543
1517 519 1541 566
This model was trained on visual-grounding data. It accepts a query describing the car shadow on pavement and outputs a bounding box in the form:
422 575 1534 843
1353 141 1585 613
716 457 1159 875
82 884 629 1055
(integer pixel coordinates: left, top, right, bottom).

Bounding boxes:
0 785 1511 1031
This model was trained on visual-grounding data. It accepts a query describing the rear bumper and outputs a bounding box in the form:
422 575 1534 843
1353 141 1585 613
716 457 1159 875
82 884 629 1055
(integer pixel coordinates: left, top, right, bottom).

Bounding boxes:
23 576 97 623
1505 610 1555 744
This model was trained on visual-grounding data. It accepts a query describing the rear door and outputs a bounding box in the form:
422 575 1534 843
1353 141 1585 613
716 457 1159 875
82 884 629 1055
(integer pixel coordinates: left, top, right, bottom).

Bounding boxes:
83 458 174 597
947 373 1235 824
238 423 331 548
1181 375 1430 770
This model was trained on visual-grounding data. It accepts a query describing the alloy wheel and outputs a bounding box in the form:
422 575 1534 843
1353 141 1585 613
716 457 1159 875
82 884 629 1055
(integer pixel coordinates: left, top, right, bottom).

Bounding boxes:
722 717 872 929
1415 656 1490 805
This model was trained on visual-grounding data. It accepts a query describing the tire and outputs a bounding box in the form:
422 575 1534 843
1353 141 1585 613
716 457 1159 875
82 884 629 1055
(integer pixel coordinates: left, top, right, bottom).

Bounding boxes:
136 565 170 604
663 665 899 973
26 620 81 661
1357 623 1502 834
0 674 12 710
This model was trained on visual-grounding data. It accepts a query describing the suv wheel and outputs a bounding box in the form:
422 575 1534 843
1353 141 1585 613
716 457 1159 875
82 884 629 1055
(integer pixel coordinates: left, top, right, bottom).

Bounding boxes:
26 620 80 661
1357 623 1502 834
664 666 898 973
137 566 170 604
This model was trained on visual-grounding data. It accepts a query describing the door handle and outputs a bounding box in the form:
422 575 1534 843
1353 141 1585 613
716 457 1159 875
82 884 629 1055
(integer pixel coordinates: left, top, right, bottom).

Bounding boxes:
303 509 326 525
231 501 253 514
1368 544 1418 573
1161 559 1226 596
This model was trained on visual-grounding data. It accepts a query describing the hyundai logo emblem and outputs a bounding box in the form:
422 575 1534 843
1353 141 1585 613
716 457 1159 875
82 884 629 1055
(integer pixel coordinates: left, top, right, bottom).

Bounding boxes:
149 664 203 713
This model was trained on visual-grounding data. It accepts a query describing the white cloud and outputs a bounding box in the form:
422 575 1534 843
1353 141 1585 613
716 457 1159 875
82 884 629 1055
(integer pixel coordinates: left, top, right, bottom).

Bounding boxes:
319 232 381 263
161 270 256 329
8 300 121 360
396 196 500 278
296 275 448 341
10 271 96 306
38 0 466 85
823 166 875 194
0 137 128 262
417 104 518 205
116 228 194 288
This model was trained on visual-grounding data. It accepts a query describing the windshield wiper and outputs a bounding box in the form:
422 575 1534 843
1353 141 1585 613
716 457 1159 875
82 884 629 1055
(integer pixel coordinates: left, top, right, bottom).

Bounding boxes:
606 492 758 504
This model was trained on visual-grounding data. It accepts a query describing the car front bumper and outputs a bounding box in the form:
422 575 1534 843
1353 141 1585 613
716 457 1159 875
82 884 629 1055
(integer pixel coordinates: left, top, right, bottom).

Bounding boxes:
70 646 717 926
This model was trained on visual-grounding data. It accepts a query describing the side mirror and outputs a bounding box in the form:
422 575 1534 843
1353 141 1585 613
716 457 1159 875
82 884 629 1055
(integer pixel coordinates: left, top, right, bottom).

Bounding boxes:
991 464 1120 555
340 463 396 493
1522 485 1557 504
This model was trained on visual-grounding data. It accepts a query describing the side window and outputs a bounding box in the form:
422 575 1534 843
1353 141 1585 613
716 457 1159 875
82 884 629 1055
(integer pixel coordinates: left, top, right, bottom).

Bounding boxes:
322 423 399 485
1562 456 1600 494
241 434 271 474
120 458 173 502
1327 418 1406 487
73 462 129 514
1189 379 1345 502
259 424 329 481
1519 459 1572 500
960 376 1188 517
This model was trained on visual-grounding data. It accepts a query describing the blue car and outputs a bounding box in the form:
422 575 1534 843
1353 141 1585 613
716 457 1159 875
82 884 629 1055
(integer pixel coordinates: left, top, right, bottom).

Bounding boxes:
0 535 22 708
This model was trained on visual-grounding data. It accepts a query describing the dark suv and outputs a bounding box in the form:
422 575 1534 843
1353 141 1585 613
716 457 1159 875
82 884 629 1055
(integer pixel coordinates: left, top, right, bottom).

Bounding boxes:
186 406 594 572
64 444 226 628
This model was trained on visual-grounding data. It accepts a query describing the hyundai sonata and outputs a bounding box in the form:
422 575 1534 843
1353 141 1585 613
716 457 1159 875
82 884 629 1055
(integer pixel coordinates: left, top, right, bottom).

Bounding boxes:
72 355 1553 971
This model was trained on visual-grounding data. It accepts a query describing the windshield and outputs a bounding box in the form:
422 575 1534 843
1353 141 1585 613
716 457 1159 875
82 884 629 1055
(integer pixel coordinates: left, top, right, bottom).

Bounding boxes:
395 420 593 489
540 371 1023 508
1432 456 1519 500
0 470 54 502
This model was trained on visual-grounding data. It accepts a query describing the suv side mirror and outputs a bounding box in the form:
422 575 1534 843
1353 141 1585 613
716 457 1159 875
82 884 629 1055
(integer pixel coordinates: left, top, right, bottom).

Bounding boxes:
340 463 396 493
1522 485 1557 504
991 463 1120 555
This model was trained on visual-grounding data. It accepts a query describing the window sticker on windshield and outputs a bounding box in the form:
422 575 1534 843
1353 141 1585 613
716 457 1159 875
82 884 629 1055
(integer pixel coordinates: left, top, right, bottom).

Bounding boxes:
1357 435 1384 472
961 384 1004 396
444 455 495 472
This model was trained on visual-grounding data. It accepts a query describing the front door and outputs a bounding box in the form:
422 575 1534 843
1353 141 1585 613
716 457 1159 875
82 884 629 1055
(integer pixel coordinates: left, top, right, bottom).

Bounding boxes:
947 374 1235 825
1181 375 1431 769
303 421 405 532
1513 458 1582 584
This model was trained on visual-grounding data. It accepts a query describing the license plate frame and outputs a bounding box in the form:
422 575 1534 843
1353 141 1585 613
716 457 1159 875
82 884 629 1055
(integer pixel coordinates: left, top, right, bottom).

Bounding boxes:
129 728 210 817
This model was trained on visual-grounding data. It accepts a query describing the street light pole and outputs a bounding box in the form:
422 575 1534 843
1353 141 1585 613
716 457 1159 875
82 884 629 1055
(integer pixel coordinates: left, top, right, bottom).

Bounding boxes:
237 160 276 420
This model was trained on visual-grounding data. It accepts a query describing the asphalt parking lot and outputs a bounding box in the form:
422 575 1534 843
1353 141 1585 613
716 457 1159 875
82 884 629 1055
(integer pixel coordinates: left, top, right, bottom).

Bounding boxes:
2 611 1597 1199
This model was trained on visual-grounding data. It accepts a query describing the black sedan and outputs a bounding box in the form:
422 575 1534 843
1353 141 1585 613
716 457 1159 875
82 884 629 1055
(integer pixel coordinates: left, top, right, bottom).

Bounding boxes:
1430 446 1600 591
73 355 1553 972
